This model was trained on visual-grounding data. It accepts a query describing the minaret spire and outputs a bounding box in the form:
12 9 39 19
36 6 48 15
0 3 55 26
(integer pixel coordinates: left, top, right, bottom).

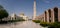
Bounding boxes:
33 0 36 20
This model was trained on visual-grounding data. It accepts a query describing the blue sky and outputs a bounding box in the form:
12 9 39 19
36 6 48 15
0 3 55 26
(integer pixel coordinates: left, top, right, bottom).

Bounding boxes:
0 0 60 19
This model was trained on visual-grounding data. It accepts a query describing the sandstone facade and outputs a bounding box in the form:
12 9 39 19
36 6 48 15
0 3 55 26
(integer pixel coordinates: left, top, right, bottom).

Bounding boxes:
36 7 60 23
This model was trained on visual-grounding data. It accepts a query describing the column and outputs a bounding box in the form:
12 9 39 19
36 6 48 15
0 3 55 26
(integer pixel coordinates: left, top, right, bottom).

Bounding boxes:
46 10 49 23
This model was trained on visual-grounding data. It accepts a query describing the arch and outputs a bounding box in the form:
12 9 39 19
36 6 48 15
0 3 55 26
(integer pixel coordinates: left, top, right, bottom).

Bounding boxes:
45 11 47 22
48 9 51 22
54 7 58 22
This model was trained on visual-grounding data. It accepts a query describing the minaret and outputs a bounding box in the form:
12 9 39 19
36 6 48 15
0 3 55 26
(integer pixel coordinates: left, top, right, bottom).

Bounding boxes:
33 0 36 20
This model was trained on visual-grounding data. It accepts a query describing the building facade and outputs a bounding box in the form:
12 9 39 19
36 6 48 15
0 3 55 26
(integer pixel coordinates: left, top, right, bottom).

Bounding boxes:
19 13 28 20
36 7 60 23
45 7 60 23
2 13 28 21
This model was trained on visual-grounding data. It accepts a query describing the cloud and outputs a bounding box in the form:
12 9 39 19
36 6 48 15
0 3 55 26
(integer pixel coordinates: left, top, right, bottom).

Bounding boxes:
45 1 50 3
58 3 60 5
42 0 50 3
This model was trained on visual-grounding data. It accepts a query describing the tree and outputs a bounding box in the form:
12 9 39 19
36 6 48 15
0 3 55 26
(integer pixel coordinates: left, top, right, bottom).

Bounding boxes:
0 5 9 21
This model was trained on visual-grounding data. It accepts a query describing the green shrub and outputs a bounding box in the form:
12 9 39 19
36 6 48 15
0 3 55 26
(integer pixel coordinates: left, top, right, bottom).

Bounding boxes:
39 21 60 28
48 22 60 28
40 22 50 27
8 19 25 23
33 20 40 23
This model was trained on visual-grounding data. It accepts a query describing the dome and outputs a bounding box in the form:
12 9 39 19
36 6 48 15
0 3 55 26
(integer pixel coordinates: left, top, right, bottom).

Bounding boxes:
20 12 24 16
